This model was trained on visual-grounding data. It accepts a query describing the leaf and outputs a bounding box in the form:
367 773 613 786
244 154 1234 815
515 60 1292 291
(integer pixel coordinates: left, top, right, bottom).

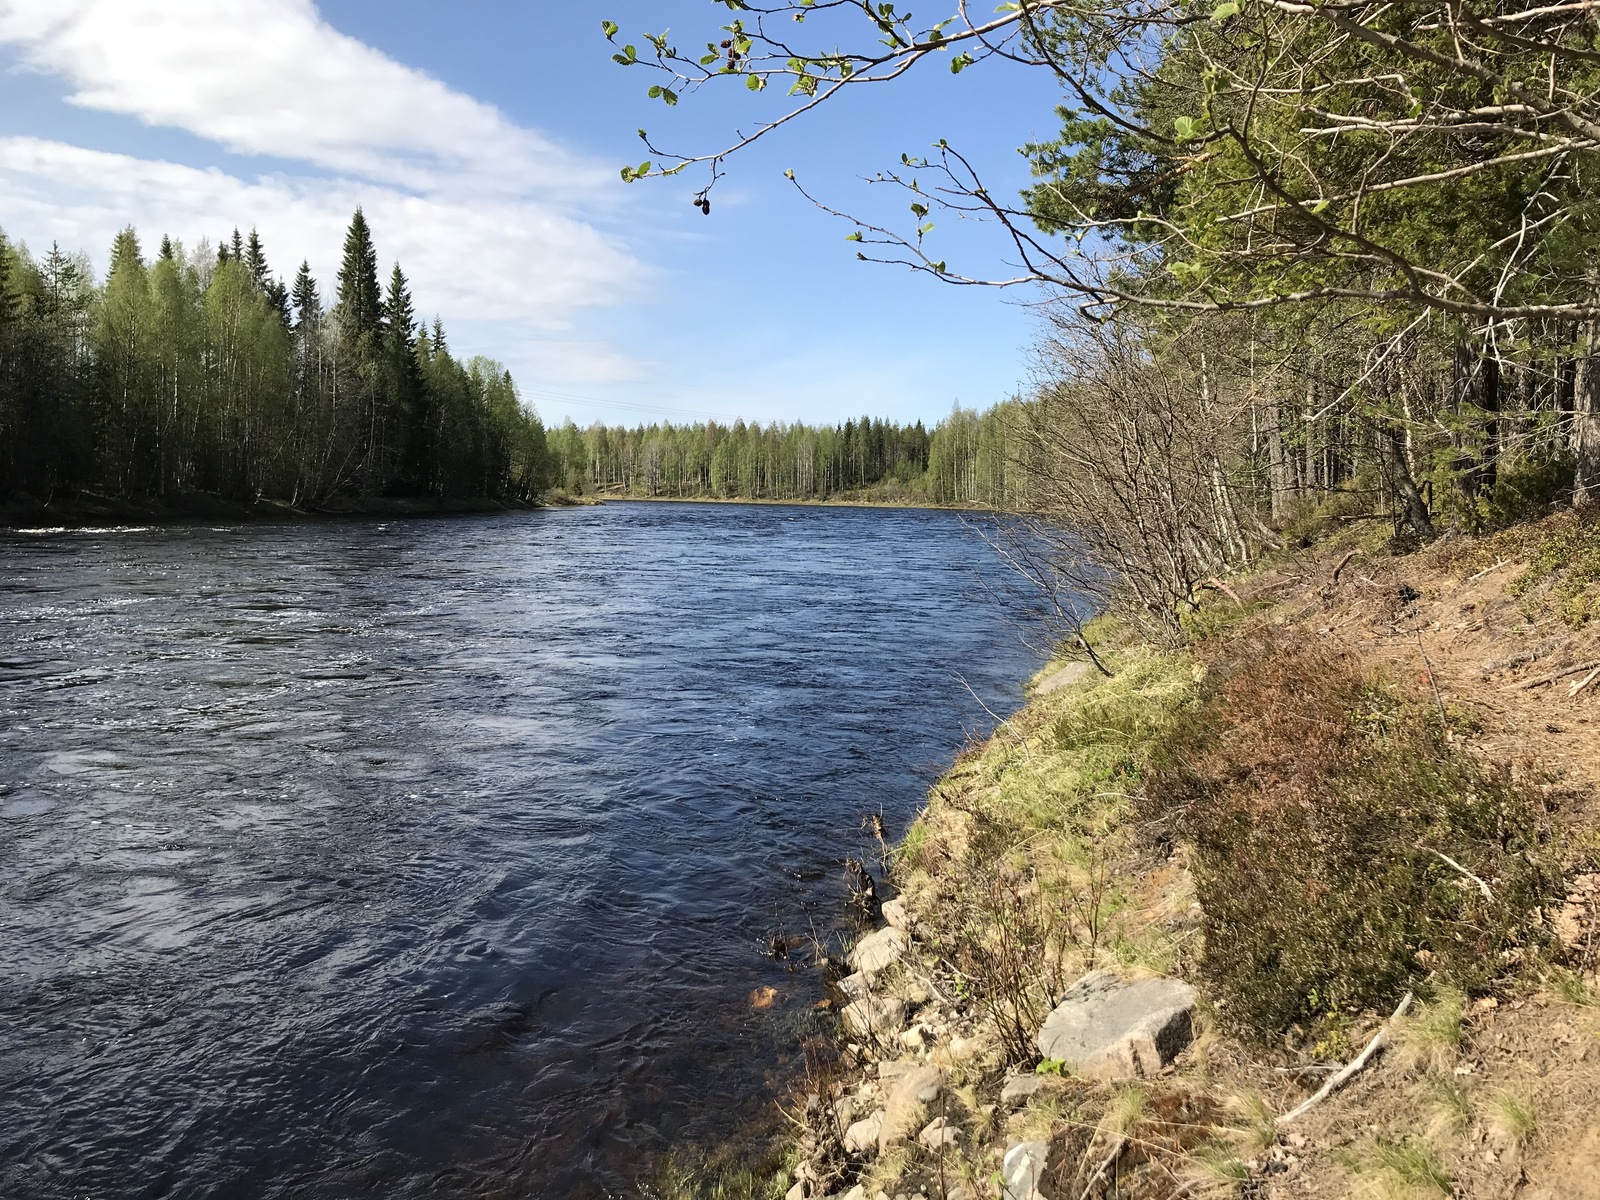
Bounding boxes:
950 52 974 74
1173 115 1200 142
910 202 929 219
747 73 765 91
845 232 863 242
920 222 936 235
601 19 619 39
648 85 663 98
662 88 679 105
1211 1 1239 18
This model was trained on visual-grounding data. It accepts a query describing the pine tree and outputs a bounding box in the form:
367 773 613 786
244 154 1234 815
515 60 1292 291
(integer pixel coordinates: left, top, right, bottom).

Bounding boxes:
336 208 382 345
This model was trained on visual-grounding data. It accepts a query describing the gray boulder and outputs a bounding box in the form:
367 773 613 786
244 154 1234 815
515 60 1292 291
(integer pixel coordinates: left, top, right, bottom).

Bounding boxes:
1001 1141 1050 1200
849 926 909 976
842 994 907 1040
1036 970 1197 1080
998 1073 1053 1110
844 1110 885 1156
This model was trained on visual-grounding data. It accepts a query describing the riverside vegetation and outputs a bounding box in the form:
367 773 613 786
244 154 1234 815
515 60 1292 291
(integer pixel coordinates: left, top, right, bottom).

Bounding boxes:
612 4 1600 1193
0 209 1026 516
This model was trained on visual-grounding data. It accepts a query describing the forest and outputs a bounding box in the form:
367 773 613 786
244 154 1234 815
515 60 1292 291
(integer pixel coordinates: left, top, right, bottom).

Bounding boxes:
610 0 1600 637
546 404 1021 506
0 210 551 509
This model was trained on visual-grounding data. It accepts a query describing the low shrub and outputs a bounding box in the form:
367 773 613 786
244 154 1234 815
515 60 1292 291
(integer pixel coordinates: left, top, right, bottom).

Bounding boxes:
1148 639 1558 1041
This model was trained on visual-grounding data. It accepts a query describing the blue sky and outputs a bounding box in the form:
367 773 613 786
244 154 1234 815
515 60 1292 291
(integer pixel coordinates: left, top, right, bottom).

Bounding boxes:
0 2 1070 429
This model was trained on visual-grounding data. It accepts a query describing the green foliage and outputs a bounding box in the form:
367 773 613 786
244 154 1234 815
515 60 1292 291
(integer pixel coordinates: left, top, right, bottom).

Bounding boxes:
546 401 1024 506
0 215 551 506
1149 640 1559 1041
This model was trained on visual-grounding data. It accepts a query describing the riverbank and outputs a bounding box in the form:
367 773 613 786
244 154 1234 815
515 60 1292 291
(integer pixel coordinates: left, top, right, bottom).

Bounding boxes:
0 490 548 529
703 510 1600 1200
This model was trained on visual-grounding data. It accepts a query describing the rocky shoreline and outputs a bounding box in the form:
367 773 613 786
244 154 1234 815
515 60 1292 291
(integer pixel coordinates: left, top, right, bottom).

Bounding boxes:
736 528 1600 1200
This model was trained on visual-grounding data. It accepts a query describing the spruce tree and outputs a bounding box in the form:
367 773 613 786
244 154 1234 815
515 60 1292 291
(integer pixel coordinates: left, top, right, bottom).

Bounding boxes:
230 228 245 264
383 263 416 348
244 229 269 291
158 235 175 262
336 208 382 344
291 261 320 332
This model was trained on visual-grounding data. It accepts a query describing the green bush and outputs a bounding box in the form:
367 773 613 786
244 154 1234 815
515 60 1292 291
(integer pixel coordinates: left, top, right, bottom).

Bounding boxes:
1148 639 1557 1040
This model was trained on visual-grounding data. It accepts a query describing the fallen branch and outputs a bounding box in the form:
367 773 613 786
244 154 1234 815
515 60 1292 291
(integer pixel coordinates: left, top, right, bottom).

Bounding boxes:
1416 634 1448 728
1078 1134 1128 1200
1466 557 1516 584
1203 577 1245 608
1331 549 1363 583
1276 992 1414 1129
1418 845 1495 902
1510 659 1600 691
1570 665 1600 700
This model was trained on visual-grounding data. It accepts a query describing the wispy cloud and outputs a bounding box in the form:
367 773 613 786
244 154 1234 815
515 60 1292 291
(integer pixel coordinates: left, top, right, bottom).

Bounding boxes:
0 0 603 195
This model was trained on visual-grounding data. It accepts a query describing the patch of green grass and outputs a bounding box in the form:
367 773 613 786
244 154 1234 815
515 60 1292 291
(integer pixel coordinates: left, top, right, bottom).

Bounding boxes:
1424 1078 1473 1143
1343 1138 1453 1199
1483 1089 1538 1148
1395 988 1466 1074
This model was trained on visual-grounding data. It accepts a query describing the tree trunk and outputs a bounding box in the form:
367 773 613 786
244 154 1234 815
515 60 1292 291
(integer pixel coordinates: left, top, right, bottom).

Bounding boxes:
1576 323 1600 507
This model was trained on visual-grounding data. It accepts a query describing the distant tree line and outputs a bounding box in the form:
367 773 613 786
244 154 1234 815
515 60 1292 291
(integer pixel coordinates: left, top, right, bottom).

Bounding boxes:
548 404 1023 506
0 210 551 508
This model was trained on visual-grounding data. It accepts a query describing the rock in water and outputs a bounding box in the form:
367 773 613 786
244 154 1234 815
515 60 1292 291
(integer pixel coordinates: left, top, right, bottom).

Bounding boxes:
1002 1140 1050 1200
1036 970 1197 1080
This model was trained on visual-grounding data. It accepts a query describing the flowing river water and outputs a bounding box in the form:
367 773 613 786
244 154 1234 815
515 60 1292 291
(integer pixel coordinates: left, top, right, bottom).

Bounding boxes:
0 502 1046 1199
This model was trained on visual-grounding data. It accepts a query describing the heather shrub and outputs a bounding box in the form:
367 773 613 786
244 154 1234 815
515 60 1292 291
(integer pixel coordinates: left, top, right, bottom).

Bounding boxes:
1149 639 1557 1040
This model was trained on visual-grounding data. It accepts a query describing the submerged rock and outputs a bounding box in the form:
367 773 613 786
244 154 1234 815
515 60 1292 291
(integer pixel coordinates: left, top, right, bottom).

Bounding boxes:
1036 970 1197 1080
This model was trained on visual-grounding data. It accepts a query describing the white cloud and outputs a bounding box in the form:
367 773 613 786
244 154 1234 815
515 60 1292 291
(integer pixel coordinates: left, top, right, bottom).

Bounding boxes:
0 0 602 196
0 136 639 323
0 1 655 390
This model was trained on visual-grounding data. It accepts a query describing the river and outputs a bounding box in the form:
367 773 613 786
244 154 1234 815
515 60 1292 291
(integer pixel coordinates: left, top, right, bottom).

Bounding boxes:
0 502 1046 1199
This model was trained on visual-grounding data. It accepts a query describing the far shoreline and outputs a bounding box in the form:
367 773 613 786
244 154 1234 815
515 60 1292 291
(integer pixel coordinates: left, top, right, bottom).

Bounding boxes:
595 493 994 514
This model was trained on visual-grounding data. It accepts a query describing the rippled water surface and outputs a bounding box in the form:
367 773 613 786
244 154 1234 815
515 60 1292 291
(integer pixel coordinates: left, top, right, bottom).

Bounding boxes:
0 502 1045 1199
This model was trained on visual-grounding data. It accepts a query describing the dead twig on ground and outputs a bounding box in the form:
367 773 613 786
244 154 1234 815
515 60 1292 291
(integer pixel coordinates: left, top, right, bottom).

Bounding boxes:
1467 557 1516 583
1276 992 1414 1128
1332 550 1363 583
1570 665 1600 700
1510 659 1600 691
